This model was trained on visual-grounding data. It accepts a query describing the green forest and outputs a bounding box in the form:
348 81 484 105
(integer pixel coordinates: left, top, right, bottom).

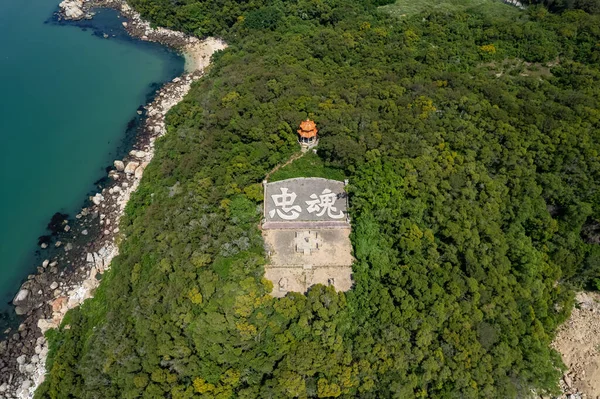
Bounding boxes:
36 0 600 397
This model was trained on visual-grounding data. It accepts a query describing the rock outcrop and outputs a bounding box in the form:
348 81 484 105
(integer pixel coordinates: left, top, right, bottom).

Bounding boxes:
552 291 600 398
124 161 139 175
58 0 85 19
113 160 125 171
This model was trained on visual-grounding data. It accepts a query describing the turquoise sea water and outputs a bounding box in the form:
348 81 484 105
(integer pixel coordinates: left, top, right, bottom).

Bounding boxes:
0 1 183 315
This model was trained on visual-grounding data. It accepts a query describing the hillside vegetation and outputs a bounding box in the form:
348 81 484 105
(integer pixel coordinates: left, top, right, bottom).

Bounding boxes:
35 0 600 398
379 0 521 18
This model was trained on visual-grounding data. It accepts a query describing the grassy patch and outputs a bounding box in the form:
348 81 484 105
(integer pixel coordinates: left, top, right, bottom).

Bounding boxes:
269 151 346 182
479 57 557 78
379 0 521 18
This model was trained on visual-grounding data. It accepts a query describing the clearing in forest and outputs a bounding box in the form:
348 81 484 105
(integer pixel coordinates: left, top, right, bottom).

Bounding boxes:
380 0 521 18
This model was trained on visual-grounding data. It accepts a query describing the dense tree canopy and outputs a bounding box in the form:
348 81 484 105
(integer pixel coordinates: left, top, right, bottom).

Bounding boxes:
36 0 600 398
525 0 600 14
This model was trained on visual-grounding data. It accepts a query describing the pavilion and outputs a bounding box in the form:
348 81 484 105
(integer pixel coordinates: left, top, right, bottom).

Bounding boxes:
297 119 318 148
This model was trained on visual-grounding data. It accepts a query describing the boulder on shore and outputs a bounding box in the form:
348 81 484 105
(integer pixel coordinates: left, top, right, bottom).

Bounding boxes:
52 296 68 313
15 306 28 315
13 289 29 305
114 160 125 172
134 162 149 179
59 0 85 19
129 150 146 158
92 193 104 205
124 162 139 175
38 319 59 334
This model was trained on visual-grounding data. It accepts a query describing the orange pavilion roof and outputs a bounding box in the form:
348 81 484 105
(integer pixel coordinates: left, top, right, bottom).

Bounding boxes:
298 119 318 138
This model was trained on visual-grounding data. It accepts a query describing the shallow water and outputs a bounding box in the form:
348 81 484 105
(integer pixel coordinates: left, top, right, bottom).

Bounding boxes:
0 1 183 317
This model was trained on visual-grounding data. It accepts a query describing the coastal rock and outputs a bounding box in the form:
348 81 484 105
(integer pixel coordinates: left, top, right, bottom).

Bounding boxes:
52 297 68 313
92 193 104 205
124 161 139 175
13 289 29 305
15 306 27 315
114 160 125 171
37 319 59 334
13 288 34 315
129 150 146 158
134 162 148 179
42 260 49 268
59 0 85 19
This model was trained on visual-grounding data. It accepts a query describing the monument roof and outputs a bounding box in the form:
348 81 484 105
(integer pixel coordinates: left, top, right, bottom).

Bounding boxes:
298 119 318 138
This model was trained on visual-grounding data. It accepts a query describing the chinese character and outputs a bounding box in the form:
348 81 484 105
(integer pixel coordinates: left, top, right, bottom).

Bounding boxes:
269 188 301 220
305 189 345 219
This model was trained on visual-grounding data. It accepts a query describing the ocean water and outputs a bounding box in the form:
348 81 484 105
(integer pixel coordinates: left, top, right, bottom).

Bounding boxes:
0 1 183 317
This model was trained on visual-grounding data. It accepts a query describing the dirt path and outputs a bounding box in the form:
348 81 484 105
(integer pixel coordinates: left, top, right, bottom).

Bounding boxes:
265 151 306 180
552 291 600 398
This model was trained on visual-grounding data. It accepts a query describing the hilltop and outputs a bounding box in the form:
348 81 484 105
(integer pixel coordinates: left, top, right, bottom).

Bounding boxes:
29 0 600 398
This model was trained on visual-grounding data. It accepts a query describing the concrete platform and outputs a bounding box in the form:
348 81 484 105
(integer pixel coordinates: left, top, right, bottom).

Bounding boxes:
263 228 353 297
261 177 354 297
266 265 353 297
262 221 350 230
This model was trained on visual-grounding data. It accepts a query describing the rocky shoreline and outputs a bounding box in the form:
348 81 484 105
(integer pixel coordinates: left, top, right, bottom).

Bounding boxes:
0 1 225 397
57 0 226 73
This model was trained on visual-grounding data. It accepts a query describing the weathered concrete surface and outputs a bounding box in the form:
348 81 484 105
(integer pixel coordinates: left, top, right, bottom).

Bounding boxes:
264 229 353 267
263 229 353 297
262 221 349 230
265 265 353 297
